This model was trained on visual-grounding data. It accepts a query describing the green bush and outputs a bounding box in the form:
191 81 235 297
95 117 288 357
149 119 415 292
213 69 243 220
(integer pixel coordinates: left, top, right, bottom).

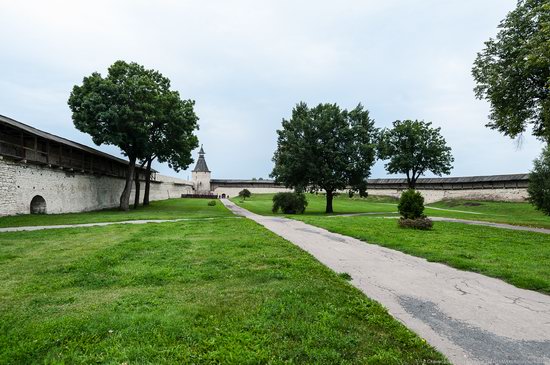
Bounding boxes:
238 189 252 200
272 192 308 214
398 189 425 219
528 146 550 216
207 200 217 206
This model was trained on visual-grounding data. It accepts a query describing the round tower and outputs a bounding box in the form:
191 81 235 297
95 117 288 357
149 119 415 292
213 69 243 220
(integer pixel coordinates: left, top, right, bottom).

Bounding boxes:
192 145 211 194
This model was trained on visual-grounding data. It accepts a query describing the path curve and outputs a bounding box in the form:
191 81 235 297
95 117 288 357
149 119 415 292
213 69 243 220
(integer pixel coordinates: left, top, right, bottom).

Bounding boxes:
326 212 550 234
221 199 550 365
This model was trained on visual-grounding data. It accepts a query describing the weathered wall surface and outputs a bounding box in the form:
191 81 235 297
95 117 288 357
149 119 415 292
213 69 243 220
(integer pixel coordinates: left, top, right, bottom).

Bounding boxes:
0 158 193 216
367 188 529 204
212 186 292 198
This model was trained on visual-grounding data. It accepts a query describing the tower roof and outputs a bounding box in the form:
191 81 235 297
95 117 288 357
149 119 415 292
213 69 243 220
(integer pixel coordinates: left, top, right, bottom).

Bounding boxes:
192 145 210 172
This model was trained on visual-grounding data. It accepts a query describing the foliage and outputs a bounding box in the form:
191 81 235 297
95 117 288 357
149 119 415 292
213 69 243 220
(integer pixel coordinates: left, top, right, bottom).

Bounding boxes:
0 214 446 363
208 200 217 206
68 60 199 210
398 217 433 230
398 189 426 219
238 189 252 201
528 146 550 215
271 102 378 213
378 120 454 188
272 192 308 214
472 0 550 142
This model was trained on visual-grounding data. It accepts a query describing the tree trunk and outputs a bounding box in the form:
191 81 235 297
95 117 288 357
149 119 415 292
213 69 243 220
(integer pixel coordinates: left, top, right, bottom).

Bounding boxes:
120 156 136 211
133 170 141 209
325 190 334 214
143 158 153 206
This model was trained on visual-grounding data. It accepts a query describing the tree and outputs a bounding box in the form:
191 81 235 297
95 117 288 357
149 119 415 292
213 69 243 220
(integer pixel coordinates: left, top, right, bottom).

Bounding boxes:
472 0 550 142
271 102 378 213
69 61 161 211
528 145 550 215
238 189 251 200
378 120 454 188
141 96 199 206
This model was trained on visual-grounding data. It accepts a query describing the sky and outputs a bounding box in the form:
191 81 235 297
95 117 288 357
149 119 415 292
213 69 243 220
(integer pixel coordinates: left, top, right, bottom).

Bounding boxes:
0 0 544 180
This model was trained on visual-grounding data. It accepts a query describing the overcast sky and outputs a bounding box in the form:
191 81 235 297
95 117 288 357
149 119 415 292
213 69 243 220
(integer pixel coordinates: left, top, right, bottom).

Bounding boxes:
0 1 544 180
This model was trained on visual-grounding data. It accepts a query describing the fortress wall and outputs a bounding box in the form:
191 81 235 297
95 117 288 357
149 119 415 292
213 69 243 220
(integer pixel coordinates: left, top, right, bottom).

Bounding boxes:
212 186 292 198
0 159 193 216
367 187 529 204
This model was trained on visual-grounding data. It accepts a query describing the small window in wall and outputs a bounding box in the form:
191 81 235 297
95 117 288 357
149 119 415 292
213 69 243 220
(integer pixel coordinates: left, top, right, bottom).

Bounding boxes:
30 195 47 214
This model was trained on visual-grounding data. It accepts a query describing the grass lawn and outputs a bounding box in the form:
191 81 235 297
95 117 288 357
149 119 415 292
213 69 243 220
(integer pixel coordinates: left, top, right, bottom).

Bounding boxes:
293 215 550 294
426 199 550 229
0 198 228 228
234 193 398 216
233 194 550 294
0 215 446 363
233 193 550 229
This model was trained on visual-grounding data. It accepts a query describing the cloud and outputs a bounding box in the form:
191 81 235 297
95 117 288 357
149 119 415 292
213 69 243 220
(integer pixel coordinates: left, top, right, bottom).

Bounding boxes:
1 0 541 180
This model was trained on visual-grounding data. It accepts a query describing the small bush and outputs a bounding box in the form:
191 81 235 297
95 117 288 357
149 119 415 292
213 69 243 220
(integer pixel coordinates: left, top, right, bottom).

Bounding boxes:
398 217 433 230
528 146 550 215
398 189 425 219
238 189 252 201
272 192 308 214
207 200 216 206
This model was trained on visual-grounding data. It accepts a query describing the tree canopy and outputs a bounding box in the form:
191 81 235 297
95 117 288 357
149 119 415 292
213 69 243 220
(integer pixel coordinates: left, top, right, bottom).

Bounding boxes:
271 102 378 213
528 145 550 215
378 120 454 188
472 0 550 141
68 60 198 210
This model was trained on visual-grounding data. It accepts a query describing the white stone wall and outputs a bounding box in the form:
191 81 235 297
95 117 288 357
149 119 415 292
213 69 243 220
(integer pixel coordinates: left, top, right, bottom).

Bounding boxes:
367 188 529 204
213 186 292 198
0 159 193 216
192 171 211 193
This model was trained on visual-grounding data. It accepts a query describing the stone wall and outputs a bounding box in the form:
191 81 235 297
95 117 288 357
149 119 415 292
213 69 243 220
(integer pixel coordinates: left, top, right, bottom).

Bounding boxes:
366 188 529 204
212 186 292 198
0 158 193 216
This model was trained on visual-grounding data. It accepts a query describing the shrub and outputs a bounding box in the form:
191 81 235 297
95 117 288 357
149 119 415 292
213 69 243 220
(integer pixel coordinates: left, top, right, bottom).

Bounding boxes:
397 189 432 230
528 146 550 216
398 217 433 230
207 200 216 206
238 189 252 201
272 192 308 214
397 189 425 219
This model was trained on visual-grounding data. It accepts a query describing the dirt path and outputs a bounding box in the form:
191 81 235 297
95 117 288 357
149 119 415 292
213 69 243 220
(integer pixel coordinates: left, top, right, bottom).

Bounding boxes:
221 199 550 365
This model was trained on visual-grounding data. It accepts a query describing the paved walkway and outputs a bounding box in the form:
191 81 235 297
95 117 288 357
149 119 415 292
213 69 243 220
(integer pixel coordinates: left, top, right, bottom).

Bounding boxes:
221 199 550 365
0 216 240 233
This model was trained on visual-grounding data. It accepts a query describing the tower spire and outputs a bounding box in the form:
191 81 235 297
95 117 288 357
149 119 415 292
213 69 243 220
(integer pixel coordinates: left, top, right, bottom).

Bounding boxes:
192 145 210 172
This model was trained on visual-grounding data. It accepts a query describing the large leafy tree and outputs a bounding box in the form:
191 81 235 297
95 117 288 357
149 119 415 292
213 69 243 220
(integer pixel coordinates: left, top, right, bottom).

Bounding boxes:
271 102 378 213
68 60 198 211
378 120 454 188
472 0 550 141
140 95 199 206
528 145 550 215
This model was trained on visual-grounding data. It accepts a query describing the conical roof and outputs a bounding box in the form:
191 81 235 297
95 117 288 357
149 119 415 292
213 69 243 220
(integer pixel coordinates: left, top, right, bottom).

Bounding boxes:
192 145 210 172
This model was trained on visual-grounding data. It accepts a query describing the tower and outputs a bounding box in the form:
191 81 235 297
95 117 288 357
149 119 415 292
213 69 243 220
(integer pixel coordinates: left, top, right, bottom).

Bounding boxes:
192 145 211 194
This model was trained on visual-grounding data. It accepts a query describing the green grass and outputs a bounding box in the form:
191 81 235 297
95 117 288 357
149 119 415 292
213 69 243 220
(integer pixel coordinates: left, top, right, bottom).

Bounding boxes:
234 193 398 216
425 199 550 229
233 193 550 229
0 219 446 363
0 198 229 228
292 216 550 294
233 194 550 293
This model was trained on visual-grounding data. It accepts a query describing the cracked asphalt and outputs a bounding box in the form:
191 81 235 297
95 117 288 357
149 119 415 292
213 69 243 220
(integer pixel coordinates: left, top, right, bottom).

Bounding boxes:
221 199 550 365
